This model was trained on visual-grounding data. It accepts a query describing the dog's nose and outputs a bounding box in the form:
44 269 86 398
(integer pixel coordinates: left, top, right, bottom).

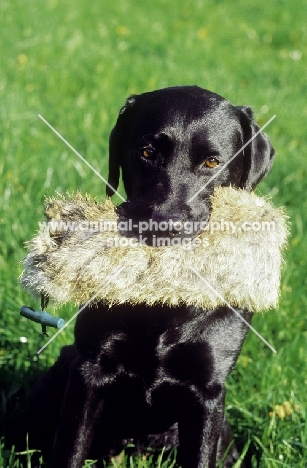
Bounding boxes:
151 212 184 236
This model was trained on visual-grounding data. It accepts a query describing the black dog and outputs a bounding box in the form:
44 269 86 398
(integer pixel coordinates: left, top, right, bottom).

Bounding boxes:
30 86 274 467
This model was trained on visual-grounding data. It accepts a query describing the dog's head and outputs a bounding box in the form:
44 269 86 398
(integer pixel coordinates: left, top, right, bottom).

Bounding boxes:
107 86 274 242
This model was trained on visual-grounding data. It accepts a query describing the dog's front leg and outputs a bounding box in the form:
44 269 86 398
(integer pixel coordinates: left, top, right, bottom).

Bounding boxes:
48 356 104 468
177 384 225 468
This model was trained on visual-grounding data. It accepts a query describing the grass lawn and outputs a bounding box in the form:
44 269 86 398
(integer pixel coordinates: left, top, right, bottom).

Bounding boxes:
1 0 307 466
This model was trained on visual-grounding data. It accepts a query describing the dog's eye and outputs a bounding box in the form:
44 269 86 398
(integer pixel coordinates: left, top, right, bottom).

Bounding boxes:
204 157 219 168
141 147 156 159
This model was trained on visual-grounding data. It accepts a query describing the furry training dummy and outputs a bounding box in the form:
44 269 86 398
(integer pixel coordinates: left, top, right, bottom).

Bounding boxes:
21 186 288 313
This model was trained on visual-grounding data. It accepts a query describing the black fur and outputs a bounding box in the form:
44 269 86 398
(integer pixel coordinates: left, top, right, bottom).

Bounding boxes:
30 86 274 467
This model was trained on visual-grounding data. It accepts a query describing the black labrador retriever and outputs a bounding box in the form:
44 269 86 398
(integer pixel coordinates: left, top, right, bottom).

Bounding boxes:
30 86 274 467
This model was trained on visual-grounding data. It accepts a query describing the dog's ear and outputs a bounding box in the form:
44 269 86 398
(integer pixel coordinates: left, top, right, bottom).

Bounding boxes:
106 96 136 197
238 106 275 190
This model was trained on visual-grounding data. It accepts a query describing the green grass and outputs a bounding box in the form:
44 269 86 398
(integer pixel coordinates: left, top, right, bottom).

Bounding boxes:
1 0 307 466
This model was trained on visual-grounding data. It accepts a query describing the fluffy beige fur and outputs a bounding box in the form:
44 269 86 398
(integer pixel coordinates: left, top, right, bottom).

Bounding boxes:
20 187 288 312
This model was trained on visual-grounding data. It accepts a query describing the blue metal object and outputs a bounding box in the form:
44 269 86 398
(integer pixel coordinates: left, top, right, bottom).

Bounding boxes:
20 306 65 329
